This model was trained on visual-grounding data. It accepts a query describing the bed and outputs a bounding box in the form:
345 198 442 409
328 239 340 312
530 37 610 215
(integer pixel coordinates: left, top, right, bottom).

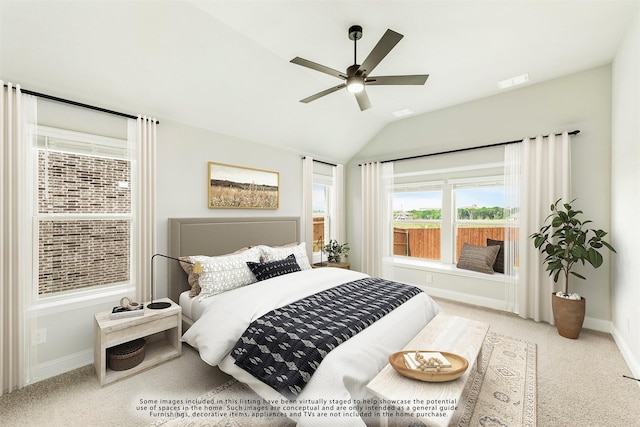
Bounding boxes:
168 217 441 426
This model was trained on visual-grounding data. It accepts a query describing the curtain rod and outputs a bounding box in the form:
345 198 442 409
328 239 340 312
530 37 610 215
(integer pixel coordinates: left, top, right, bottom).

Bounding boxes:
359 130 580 165
302 156 338 167
3 83 159 124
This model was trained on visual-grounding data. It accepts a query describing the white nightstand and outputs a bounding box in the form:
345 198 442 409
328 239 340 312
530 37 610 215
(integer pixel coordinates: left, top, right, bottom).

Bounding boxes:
94 297 182 385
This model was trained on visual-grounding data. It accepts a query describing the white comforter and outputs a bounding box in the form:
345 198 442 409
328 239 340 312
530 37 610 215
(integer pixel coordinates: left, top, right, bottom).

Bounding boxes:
182 268 441 426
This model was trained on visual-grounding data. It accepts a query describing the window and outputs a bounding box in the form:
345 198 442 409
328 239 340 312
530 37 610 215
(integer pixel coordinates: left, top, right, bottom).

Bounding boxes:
452 178 507 262
392 184 443 261
304 158 344 266
312 174 333 263
391 169 518 275
36 126 134 297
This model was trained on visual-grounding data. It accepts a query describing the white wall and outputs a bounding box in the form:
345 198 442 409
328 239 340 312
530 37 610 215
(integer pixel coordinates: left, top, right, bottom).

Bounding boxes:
611 6 640 379
154 120 304 297
347 65 613 326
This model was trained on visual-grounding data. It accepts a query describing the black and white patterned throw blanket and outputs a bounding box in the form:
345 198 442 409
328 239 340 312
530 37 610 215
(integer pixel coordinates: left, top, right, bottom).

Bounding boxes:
232 277 422 398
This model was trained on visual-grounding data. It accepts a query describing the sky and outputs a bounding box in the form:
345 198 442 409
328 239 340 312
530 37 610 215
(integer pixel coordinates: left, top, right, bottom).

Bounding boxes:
313 184 326 212
394 191 442 211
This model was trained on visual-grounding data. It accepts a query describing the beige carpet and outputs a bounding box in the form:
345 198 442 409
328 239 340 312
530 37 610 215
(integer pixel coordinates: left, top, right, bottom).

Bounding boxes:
151 379 293 427
3 297 639 426
154 332 536 427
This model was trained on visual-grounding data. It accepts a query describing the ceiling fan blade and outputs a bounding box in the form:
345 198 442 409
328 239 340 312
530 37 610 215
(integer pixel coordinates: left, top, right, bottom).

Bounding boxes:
366 74 429 86
291 57 347 79
354 90 372 111
300 84 346 103
357 29 403 76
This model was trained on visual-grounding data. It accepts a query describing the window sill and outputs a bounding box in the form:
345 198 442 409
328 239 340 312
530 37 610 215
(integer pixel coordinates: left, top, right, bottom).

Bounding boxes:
36 284 135 316
390 257 517 283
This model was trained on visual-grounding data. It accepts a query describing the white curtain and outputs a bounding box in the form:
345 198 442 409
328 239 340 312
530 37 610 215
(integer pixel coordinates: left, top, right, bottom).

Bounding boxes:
1 82 37 395
360 161 394 278
302 157 314 260
330 163 345 243
129 117 157 303
503 142 521 313
505 132 571 323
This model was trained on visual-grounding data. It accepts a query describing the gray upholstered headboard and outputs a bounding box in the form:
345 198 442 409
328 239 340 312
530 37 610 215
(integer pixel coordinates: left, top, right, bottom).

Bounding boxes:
168 217 300 303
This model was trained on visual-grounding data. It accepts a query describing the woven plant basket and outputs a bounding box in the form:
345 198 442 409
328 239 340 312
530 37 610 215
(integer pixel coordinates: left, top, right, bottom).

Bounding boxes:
551 293 586 339
107 338 146 371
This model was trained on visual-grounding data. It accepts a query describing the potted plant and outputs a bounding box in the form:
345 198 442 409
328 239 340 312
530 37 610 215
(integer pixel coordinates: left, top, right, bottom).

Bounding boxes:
530 198 616 339
322 239 350 263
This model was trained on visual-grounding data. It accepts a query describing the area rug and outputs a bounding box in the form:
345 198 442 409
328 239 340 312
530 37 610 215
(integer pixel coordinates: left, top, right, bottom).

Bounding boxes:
153 332 536 427
451 332 537 427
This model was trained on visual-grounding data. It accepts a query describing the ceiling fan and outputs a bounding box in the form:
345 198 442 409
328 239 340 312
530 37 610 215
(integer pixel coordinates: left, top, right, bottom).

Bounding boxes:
291 25 429 111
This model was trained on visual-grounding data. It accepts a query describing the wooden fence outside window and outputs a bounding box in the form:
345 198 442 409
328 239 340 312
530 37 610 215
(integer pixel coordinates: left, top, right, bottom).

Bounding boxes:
314 217 517 262
394 226 518 261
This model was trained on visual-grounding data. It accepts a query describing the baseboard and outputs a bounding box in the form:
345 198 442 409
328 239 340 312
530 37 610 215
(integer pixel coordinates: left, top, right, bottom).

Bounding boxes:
582 316 611 334
419 285 508 312
610 324 640 385
35 348 93 383
424 285 613 334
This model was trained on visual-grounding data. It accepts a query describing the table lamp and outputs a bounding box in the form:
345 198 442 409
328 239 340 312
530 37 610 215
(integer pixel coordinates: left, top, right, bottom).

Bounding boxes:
149 253 202 309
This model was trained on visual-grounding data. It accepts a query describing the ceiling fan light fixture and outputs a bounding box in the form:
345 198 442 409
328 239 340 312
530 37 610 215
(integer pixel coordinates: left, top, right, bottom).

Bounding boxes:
291 25 428 111
346 76 364 93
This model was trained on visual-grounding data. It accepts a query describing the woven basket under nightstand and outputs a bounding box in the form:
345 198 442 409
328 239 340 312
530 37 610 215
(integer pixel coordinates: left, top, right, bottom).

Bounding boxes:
107 338 146 371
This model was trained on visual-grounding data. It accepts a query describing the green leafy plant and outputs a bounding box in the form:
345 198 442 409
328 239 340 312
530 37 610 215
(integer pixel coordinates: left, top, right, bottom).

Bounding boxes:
529 198 616 295
322 239 350 263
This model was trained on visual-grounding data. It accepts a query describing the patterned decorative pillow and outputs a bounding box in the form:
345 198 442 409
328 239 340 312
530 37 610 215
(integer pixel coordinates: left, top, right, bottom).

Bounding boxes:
457 243 500 274
258 242 312 270
486 238 505 274
179 246 253 297
180 246 263 300
246 254 301 282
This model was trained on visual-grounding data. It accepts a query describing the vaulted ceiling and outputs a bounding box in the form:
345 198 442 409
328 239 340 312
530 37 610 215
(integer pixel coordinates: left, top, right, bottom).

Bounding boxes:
1 1 637 163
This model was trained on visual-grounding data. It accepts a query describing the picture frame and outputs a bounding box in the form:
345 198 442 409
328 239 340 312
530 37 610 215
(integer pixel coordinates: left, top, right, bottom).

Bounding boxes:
208 162 279 209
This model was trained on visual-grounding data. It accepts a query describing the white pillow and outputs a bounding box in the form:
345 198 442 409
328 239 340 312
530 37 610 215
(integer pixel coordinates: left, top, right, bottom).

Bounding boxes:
191 246 263 301
258 242 312 270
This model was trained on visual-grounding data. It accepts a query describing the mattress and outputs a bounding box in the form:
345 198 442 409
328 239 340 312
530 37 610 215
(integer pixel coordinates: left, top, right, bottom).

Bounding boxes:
179 289 216 324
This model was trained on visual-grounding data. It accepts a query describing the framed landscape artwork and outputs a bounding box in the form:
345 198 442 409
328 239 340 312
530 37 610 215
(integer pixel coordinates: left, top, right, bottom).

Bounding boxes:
208 162 279 209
